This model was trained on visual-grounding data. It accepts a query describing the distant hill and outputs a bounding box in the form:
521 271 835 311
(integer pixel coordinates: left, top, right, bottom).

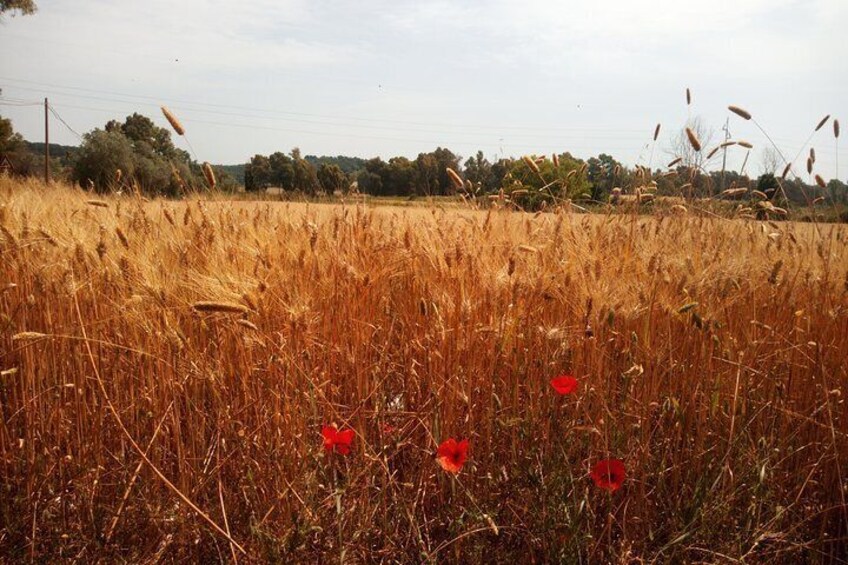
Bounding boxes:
25 141 78 158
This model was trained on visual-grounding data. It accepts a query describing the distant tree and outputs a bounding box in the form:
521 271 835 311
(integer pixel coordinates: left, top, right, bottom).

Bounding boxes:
503 153 589 210
463 151 493 192
489 158 513 192
827 179 847 205
586 153 622 201
268 152 294 188
290 147 319 194
317 163 348 194
432 147 461 195
414 153 439 196
245 154 272 191
71 129 135 193
385 156 416 196
357 158 387 195
759 147 781 176
0 0 36 16
1 114 24 154
757 173 780 201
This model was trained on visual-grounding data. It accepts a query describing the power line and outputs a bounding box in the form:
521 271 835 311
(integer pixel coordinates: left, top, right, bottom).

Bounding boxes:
0 75 648 134
48 104 84 140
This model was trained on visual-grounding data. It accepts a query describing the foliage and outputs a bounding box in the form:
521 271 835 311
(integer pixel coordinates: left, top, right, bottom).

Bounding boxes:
71 113 201 195
0 0 36 16
503 152 590 210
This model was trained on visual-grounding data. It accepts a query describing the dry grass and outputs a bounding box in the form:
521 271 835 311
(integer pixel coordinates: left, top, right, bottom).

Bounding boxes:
2 177 848 562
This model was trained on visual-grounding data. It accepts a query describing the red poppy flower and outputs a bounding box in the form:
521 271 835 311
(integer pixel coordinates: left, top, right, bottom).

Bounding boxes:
591 458 626 492
321 425 355 455
436 438 469 474
550 374 579 395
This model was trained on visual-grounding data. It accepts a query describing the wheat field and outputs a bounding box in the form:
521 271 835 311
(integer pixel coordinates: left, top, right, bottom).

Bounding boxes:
1 177 847 562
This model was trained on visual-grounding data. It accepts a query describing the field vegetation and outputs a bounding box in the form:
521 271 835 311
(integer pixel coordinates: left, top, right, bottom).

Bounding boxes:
1 176 847 562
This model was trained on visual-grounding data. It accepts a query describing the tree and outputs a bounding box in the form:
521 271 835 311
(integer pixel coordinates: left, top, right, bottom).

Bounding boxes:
245 154 272 191
385 156 416 196
0 0 36 16
268 152 294 188
586 153 622 201
317 163 348 194
357 158 387 195
758 147 781 176
290 147 319 194
414 153 439 196
463 151 493 192
71 113 201 194
503 153 589 210
0 114 24 154
71 130 135 193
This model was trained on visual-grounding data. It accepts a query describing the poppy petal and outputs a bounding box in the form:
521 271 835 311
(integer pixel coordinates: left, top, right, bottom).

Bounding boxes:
591 458 626 492
551 375 579 395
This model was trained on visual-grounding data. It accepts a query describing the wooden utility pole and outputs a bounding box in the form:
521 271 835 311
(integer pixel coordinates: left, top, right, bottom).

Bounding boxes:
44 98 50 184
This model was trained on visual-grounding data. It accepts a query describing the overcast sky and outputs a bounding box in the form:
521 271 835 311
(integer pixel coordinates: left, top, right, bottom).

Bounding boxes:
1 0 846 178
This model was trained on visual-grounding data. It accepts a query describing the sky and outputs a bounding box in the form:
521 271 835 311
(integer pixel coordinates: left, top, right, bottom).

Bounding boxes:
1 0 846 178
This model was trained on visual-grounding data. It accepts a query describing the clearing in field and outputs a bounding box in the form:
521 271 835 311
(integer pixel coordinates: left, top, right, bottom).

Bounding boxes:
1 178 847 562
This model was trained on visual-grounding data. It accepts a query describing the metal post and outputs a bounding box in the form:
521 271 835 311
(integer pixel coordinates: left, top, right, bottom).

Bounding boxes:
44 98 50 185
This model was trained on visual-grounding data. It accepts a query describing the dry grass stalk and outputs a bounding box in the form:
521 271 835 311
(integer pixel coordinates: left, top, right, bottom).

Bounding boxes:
86 199 109 208
737 140 753 149
192 301 249 314
728 105 752 120
653 124 661 141
667 157 682 168
202 162 217 190
815 174 826 188
835 119 841 138
782 163 792 179
446 167 464 190
522 156 540 174
11 331 49 341
815 114 831 131
685 128 701 151
161 106 185 136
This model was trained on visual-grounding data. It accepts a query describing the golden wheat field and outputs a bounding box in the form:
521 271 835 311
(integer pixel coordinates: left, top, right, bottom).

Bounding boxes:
1 177 848 562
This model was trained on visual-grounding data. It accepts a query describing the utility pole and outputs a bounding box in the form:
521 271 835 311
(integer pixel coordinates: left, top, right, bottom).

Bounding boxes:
44 98 50 185
720 117 730 192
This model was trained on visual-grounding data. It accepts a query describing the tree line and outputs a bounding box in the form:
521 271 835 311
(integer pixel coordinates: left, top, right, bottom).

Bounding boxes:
2 110 846 211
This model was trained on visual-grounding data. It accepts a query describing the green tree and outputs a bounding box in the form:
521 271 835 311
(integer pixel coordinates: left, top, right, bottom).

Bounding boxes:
317 163 348 194
72 114 201 195
357 158 387 195
290 147 319 194
268 152 294 188
463 151 493 191
385 156 416 196
504 153 589 210
586 153 622 201
71 129 135 193
0 0 36 16
245 154 272 191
